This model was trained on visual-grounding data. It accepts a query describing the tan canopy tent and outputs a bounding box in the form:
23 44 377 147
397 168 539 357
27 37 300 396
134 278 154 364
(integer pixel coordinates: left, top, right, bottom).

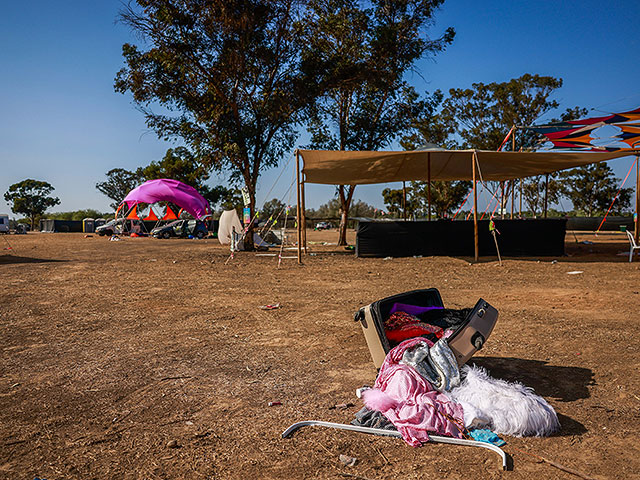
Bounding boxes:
299 148 632 184
294 148 640 262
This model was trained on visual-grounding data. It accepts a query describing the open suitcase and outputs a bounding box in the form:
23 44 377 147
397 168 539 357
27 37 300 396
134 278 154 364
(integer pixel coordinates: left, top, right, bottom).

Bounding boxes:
354 288 499 369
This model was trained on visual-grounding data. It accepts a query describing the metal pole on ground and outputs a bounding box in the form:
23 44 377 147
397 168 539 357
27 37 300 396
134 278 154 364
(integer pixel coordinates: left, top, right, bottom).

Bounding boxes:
295 150 302 264
473 151 479 262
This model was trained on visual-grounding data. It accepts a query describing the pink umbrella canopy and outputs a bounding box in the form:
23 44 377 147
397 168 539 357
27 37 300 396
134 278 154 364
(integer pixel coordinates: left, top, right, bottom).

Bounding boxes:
122 179 211 219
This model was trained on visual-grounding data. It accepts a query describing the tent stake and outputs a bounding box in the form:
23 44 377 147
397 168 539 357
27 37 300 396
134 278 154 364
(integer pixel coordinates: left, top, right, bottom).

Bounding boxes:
473 151 479 262
295 149 302 264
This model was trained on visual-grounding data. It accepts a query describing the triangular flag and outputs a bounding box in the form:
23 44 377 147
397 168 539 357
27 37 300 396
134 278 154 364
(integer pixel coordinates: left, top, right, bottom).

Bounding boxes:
144 207 159 221
162 206 178 220
126 205 139 220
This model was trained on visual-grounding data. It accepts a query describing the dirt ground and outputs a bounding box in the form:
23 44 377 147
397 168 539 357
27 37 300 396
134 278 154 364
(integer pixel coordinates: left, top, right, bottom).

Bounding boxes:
1 228 639 480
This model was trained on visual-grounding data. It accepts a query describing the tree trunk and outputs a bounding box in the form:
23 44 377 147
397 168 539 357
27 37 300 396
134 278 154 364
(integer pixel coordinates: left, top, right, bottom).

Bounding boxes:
337 185 355 246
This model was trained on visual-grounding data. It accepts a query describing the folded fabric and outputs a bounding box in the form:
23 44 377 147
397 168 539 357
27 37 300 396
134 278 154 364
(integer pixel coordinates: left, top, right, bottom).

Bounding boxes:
362 338 466 446
401 338 460 392
468 428 506 446
385 311 444 343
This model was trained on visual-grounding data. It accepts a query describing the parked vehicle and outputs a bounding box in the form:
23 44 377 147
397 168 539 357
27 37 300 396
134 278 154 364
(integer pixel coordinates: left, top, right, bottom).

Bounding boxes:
0 215 9 233
315 221 332 230
151 219 208 239
96 218 126 236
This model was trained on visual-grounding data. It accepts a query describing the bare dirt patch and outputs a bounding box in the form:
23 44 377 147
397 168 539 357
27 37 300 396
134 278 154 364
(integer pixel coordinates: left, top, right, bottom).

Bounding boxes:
1 230 639 479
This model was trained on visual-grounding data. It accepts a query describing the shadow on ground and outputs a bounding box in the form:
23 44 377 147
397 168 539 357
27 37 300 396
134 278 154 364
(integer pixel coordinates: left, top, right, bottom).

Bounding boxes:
0 255 67 265
471 357 594 403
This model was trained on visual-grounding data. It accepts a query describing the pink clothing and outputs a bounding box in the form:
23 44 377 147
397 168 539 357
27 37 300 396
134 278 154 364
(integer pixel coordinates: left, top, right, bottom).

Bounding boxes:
363 338 465 446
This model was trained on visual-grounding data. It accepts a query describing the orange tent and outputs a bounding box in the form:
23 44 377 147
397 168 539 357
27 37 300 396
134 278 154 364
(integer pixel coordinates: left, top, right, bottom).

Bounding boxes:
144 207 159 221
162 206 178 220
126 205 139 220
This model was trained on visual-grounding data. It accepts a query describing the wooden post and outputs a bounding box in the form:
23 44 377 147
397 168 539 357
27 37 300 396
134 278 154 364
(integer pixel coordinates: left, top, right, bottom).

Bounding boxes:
519 178 523 218
402 181 407 220
510 180 515 219
636 155 640 243
544 173 549 219
427 154 432 221
473 151 479 262
301 178 307 254
500 181 505 219
295 150 302 264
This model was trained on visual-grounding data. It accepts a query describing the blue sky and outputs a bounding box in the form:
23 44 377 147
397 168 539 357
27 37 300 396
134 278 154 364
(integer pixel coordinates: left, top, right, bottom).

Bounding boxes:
2 0 639 216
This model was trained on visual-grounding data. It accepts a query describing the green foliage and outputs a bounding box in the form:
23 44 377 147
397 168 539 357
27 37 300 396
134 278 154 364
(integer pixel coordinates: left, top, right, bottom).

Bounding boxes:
441 74 562 150
4 179 61 230
137 147 210 189
115 0 320 238
559 163 632 217
382 185 421 217
521 107 589 216
414 180 471 218
259 198 287 222
306 198 376 218
302 0 455 243
96 168 142 210
46 209 109 221
382 180 470 218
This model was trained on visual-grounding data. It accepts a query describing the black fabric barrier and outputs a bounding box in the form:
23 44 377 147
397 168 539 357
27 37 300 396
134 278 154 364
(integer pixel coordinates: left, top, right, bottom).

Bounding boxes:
39 220 83 233
355 219 567 258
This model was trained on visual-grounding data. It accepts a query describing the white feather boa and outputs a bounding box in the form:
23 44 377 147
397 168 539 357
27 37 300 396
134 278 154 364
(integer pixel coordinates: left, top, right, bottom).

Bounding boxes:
447 365 560 437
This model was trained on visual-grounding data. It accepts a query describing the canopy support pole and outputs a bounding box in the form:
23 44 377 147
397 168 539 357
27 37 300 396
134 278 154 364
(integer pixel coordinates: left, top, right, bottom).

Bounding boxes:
296 150 302 264
428 154 432 221
636 155 640 243
510 180 515 219
301 178 307 254
544 173 549 219
473 151 479 262
500 181 505 219
519 178 523 218
402 181 407 220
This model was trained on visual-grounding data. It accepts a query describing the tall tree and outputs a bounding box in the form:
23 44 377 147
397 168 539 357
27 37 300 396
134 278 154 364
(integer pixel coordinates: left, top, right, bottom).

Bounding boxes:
520 107 590 217
115 0 320 249
4 179 60 230
96 168 142 211
559 163 632 216
137 147 210 188
303 0 455 244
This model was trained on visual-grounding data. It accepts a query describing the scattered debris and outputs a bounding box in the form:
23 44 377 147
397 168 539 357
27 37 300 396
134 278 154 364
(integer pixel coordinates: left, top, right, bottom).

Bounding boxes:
383 256 392 261
339 454 357 467
259 303 281 310
580 240 594 245
166 439 179 448
109 235 121 242
268 401 282 407
567 271 584 275
84 234 93 238
329 402 355 410
551 260 558 264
